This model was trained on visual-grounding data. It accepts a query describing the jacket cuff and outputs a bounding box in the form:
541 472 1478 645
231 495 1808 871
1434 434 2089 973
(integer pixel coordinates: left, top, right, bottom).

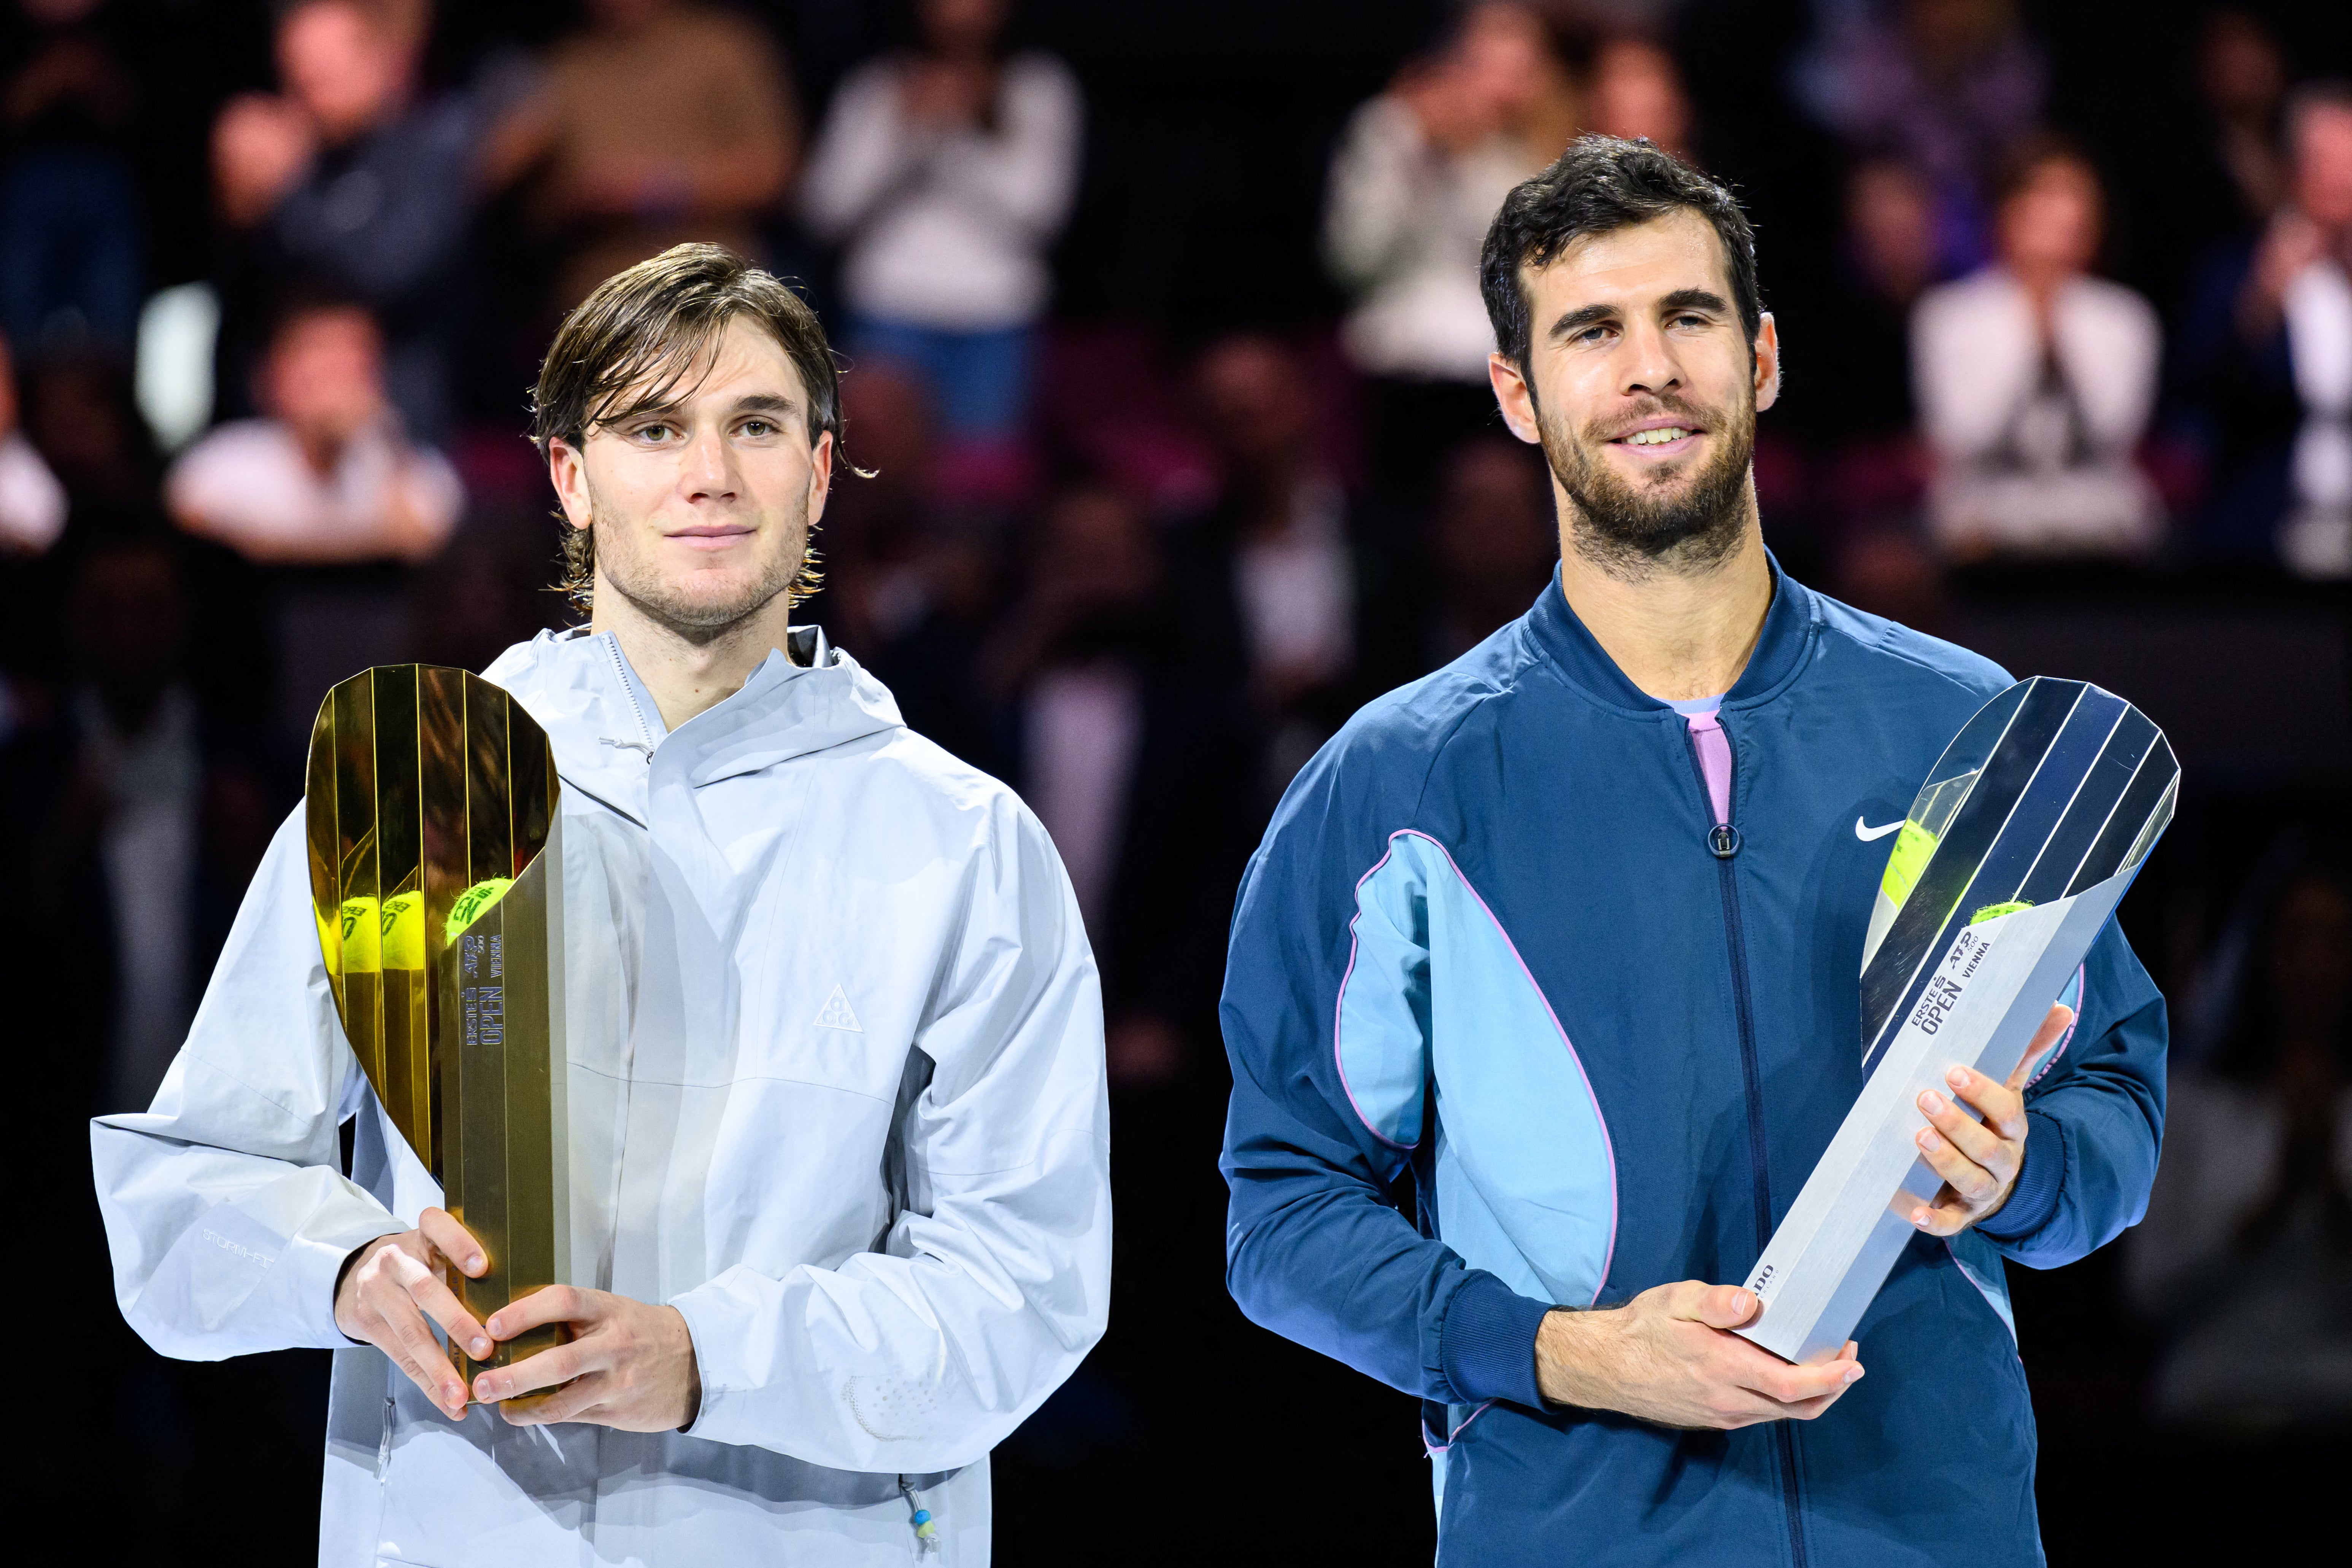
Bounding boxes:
306 1216 408 1347
1437 1271 1552 1408
1975 1110 2064 1243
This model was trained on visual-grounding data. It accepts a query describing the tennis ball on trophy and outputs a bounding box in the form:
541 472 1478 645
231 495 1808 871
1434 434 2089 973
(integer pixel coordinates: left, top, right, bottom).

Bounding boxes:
445 877 514 941
337 896 381 971
379 891 425 969
1970 899 2033 926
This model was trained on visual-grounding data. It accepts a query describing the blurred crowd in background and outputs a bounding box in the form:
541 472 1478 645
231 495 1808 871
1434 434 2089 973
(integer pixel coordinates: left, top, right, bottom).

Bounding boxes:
2 0 2346 1561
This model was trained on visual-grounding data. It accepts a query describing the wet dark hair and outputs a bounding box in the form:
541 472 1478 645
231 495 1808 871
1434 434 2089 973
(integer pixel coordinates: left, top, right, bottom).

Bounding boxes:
530 243 841 614
1480 135 1762 381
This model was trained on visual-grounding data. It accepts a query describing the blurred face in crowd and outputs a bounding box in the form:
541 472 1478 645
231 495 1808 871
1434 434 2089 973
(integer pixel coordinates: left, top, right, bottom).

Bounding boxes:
278 0 406 143
1194 336 1314 478
1846 159 1936 303
263 306 387 457
1904 0 2013 72
588 0 673 28
2198 12 2284 122
1491 206 1778 575
918 0 1009 57
2293 103 2352 230
1996 156 2102 282
71 544 187 720
1435 438 1556 607
1037 484 1158 618
1452 5 1547 124
1586 40 1693 157
550 316 834 639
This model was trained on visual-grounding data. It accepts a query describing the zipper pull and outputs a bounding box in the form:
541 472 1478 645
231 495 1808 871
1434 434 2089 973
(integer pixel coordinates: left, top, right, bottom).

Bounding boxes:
1686 712 1737 854
899 1476 939 1555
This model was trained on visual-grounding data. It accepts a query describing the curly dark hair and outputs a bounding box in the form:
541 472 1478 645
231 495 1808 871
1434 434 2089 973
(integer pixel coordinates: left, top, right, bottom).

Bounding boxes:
1479 135 1763 388
530 244 842 616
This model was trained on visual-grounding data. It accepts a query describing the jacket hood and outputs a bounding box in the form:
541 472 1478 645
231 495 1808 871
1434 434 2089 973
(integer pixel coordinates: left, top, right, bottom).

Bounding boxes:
480 624 904 825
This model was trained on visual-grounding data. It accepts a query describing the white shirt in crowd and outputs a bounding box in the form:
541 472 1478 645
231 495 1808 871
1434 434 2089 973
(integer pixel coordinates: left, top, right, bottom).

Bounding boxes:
1912 266 2164 558
0 429 67 553
1324 96 1529 383
2282 256 2352 578
92 626 1111 1566
166 417 462 565
1024 663 1142 936
1233 474 1355 692
801 53 1082 332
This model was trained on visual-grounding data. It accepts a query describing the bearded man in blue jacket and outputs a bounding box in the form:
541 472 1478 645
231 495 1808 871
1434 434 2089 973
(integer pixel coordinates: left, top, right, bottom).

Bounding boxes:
1218 135 2166 1566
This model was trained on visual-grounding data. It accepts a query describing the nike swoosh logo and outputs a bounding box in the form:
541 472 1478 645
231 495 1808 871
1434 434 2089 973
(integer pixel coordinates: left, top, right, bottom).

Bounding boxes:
1855 817 1904 842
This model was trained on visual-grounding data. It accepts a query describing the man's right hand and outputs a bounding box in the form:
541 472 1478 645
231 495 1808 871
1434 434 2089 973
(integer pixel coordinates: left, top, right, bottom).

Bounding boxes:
334 1207 494 1420
1534 1281 1863 1430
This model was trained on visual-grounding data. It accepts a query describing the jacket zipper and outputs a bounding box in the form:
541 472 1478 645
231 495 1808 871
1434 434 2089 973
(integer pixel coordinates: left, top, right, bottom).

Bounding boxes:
1683 718 1809 1568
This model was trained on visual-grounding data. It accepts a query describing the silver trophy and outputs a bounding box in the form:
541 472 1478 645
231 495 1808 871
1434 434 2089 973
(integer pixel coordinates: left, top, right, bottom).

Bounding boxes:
1734 678 2178 1365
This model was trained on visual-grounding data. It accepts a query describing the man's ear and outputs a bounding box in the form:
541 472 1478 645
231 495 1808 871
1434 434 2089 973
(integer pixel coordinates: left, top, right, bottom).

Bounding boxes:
548 437 592 530
1489 351 1543 445
804 429 835 526
1753 313 1781 413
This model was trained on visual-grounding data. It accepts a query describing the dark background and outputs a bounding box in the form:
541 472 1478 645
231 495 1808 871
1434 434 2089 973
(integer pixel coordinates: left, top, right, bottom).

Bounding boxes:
5 1 2348 1562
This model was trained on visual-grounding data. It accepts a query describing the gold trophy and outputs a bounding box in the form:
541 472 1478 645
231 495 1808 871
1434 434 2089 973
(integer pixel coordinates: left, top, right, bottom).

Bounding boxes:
306 666 569 1391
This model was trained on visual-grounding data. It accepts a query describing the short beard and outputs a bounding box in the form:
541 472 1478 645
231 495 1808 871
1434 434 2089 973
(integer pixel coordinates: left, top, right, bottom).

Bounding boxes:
1538 386 1756 581
589 475 810 645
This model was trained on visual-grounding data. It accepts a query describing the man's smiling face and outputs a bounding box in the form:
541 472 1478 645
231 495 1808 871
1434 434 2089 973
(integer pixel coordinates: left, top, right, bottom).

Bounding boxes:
1498 206 1778 574
549 315 833 639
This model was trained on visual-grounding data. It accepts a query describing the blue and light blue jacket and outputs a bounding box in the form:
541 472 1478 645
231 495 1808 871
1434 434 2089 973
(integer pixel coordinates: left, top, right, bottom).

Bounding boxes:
1219 565 2166 1566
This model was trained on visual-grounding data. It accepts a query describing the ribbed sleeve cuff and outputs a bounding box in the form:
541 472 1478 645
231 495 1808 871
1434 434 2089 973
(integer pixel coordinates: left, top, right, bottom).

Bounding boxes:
1437 1272 1552 1408
1975 1110 2064 1243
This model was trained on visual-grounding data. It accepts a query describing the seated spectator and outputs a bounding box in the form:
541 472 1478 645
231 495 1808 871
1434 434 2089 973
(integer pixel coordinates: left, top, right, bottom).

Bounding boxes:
485 0 799 308
1178 333 1378 794
1806 157 1941 529
1912 136 2163 559
1324 3 1548 491
2196 12 2288 238
982 479 1250 1090
1 0 143 357
210 0 483 440
1583 35 1695 160
1797 0 2047 275
2181 83 2352 578
166 299 459 565
1420 434 1556 669
801 0 1079 445
0 331 66 554
2128 864 2352 1432
19 341 156 513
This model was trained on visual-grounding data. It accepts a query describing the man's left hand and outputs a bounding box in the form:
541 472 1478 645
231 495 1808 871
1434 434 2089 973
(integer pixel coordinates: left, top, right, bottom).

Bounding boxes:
1908 1002 2074 1236
470 1286 702 1430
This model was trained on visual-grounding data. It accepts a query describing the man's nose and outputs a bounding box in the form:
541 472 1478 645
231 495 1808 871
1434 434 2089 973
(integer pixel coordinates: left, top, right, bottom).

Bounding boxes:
1619 318 1683 399
681 427 737 499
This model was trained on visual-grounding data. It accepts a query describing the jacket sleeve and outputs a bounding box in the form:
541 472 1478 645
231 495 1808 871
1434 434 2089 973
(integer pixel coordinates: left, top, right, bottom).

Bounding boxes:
1218 763 1552 1412
90 808 407 1360
1974 918 2169 1265
670 800 1111 1473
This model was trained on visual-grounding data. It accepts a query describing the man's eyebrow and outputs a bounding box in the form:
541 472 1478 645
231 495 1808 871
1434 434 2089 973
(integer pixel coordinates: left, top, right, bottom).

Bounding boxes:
1547 302 1621 342
1659 288 1733 317
605 390 800 424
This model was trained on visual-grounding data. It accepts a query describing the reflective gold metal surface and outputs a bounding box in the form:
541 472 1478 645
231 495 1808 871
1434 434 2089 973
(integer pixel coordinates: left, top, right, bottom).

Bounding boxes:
305 666 570 1395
